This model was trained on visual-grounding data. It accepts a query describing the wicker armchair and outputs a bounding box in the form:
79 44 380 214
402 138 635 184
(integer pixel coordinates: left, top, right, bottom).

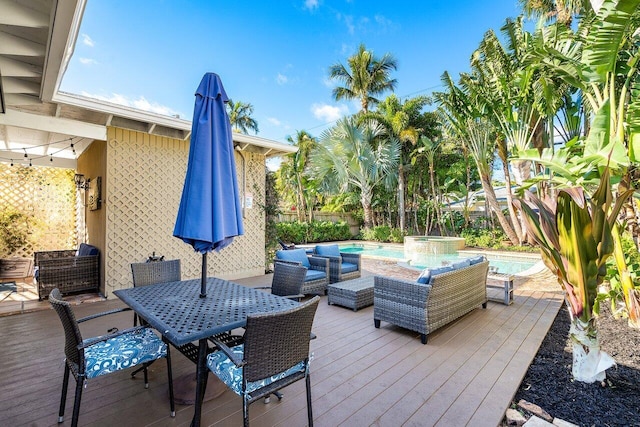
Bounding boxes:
34 243 100 300
314 244 361 283
374 260 489 344
207 296 320 427
275 249 329 296
49 288 175 427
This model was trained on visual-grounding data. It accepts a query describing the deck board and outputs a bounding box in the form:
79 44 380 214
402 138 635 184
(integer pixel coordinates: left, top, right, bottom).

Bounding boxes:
0 275 563 427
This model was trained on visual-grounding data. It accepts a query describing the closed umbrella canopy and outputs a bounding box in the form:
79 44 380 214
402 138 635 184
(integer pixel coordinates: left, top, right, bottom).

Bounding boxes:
174 73 244 296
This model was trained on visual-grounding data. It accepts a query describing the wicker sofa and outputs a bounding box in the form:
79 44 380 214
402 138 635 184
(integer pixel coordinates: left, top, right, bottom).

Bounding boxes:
374 259 489 344
34 243 100 300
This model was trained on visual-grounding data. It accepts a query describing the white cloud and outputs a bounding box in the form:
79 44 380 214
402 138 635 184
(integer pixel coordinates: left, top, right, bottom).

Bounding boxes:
304 0 319 10
276 73 288 85
79 57 98 65
311 103 349 123
82 34 95 47
80 92 184 117
267 117 282 126
374 14 398 33
321 76 334 88
343 15 355 35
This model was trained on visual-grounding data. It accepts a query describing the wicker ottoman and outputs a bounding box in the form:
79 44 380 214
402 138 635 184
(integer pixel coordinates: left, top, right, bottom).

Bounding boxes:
327 276 374 311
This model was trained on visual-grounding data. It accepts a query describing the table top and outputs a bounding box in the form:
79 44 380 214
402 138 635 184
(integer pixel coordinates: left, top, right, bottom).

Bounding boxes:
114 278 298 346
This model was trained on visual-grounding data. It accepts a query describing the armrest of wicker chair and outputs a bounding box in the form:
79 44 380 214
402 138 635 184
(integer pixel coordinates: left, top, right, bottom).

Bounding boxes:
307 255 329 274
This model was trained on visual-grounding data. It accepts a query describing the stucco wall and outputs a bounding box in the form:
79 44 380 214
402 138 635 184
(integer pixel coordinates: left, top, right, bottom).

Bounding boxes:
103 127 266 297
77 140 107 293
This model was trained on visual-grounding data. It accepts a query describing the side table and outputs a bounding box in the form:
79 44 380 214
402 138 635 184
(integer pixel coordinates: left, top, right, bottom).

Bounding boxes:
487 273 514 305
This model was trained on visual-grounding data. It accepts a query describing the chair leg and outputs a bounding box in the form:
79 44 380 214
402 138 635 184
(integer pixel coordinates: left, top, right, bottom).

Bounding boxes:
243 396 250 427
165 343 176 417
143 362 150 388
58 363 70 423
130 363 146 379
306 373 313 427
421 334 428 344
71 375 84 427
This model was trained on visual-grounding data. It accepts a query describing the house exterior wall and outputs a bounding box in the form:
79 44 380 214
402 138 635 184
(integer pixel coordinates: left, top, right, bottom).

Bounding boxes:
77 140 107 292
102 127 266 298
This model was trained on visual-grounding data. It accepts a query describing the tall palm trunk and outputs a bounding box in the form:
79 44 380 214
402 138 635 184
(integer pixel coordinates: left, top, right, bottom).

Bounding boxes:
497 140 523 243
398 163 406 231
479 172 519 245
296 177 307 222
362 196 374 229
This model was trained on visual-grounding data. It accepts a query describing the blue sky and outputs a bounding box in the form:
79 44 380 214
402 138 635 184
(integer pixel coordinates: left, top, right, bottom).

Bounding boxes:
60 0 524 144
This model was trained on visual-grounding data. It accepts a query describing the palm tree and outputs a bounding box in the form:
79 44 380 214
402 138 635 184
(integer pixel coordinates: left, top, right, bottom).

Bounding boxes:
518 0 588 25
362 94 430 230
279 130 316 222
435 72 520 245
328 44 398 113
226 99 259 134
309 116 400 228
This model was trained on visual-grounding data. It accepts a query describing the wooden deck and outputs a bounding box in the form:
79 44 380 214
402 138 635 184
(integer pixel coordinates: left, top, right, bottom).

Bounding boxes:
0 274 563 427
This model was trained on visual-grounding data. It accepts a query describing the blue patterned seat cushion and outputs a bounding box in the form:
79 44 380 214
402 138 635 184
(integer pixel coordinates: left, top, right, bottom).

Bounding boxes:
276 249 311 268
207 344 306 395
83 328 166 379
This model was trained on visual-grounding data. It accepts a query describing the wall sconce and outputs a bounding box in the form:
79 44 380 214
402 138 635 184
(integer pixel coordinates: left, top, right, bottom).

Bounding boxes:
74 173 90 190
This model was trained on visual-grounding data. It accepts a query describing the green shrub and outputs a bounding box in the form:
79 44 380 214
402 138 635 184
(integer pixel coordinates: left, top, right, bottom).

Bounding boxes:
276 220 351 244
460 227 507 249
360 226 405 243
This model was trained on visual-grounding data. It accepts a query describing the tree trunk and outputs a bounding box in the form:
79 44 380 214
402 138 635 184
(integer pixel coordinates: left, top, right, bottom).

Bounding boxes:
569 317 615 383
362 188 374 229
398 163 406 231
510 159 532 186
501 158 523 244
480 172 519 245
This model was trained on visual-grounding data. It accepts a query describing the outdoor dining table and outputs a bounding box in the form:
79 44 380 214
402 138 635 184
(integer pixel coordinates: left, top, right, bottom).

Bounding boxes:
114 277 299 427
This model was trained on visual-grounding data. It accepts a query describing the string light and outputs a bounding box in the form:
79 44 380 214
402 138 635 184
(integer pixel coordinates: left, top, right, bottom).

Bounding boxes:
0 137 80 164
29 159 32 167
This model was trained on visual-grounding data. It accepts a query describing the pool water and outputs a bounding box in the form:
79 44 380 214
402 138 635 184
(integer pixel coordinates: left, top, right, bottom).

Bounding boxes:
339 244 539 276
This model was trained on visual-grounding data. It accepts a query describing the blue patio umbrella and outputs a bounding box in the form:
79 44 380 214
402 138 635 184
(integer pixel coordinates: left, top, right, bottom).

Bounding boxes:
174 72 244 297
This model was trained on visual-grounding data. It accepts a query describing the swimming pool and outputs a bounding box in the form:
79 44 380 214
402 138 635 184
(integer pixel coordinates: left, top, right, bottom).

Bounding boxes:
339 243 540 276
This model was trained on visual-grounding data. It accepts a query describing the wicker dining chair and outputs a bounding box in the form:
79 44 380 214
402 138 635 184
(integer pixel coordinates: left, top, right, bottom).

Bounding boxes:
49 288 175 427
257 260 307 301
131 259 181 326
207 296 320 427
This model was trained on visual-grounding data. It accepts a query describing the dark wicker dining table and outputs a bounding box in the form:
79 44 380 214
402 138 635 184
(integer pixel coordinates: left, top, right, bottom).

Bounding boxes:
114 277 299 427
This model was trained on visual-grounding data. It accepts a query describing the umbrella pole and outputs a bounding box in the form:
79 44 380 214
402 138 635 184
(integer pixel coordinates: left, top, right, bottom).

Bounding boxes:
200 252 207 298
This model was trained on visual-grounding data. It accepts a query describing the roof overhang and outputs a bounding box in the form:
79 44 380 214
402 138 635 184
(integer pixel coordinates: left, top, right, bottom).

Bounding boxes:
0 0 296 167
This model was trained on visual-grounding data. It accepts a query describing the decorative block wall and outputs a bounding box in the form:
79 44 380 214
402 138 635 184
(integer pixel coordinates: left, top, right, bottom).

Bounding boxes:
0 164 78 258
104 128 266 296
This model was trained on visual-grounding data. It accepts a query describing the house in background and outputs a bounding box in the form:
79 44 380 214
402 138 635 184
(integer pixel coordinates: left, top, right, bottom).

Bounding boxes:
0 0 296 297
